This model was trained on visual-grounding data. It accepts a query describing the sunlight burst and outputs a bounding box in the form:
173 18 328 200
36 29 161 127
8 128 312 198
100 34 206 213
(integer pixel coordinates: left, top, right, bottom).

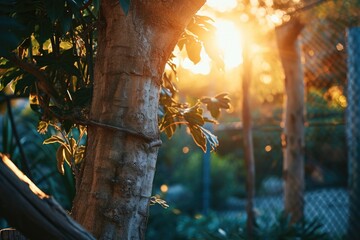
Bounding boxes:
206 0 237 12
215 20 243 70
181 49 212 75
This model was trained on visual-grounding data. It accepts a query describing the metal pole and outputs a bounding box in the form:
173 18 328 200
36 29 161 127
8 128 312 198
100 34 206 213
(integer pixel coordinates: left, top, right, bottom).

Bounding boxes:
202 125 212 215
346 27 360 239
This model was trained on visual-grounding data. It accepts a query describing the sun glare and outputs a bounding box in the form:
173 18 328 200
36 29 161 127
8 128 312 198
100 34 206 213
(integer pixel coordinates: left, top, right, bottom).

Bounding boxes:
181 48 212 75
215 20 243 70
206 0 237 12
180 19 243 74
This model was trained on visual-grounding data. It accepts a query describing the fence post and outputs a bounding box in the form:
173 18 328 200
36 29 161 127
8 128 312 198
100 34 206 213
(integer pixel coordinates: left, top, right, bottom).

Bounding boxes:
242 38 256 239
346 27 360 238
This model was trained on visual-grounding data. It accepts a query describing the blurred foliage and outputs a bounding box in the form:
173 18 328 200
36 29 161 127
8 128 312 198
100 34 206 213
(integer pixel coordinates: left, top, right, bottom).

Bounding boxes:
147 210 329 240
154 128 242 212
215 88 347 193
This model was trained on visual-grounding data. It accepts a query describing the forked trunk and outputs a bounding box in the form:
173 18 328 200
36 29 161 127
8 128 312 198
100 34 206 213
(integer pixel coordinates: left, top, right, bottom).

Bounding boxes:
71 1 205 239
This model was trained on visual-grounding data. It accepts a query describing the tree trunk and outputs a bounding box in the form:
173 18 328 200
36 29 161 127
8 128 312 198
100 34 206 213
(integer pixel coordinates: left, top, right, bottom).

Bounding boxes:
241 40 255 239
71 1 205 239
275 18 305 222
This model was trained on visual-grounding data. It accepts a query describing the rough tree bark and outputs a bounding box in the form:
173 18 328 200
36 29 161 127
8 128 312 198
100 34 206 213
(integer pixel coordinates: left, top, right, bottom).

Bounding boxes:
0 153 94 240
71 1 205 239
275 18 305 222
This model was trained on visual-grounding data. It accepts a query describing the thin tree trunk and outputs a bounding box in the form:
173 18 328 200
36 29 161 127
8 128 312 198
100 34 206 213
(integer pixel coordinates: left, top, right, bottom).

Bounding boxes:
71 1 205 239
242 40 255 238
275 18 305 222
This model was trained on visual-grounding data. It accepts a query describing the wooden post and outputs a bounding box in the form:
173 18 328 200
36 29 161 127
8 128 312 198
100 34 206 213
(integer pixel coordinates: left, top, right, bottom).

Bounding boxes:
275 18 305 222
242 39 256 238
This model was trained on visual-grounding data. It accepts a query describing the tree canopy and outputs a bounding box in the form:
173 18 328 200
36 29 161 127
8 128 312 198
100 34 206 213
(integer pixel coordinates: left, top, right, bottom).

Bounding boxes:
0 0 230 177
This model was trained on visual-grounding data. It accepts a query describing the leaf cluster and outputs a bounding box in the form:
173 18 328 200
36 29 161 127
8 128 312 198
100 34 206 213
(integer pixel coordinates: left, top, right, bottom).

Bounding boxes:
1 1 230 156
176 211 329 240
178 15 224 69
159 71 231 152
158 16 230 152
41 121 86 175
0 0 96 126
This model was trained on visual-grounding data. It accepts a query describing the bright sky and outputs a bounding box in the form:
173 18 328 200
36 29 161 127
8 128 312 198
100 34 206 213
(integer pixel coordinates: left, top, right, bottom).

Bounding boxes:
215 19 243 70
181 20 243 74
180 0 243 74
206 0 238 12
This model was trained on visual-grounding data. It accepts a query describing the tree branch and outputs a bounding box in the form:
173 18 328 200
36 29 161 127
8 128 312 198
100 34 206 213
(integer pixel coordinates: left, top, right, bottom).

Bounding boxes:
5 98 33 180
5 55 62 106
0 153 95 240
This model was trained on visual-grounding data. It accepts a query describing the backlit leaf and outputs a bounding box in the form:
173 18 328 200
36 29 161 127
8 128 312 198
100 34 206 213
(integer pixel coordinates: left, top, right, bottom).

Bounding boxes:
56 145 66 175
184 111 204 126
43 135 65 145
201 93 231 119
75 145 86 164
69 137 77 155
200 126 219 152
37 121 49 134
189 125 206 152
186 39 202 65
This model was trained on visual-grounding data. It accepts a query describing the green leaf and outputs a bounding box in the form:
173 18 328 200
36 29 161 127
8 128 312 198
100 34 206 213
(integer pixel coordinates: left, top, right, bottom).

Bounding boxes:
14 74 35 95
56 144 72 175
78 125 87 138
69 137 77 154
200 126 219 152
0 67 22 91
177 37 187 51
37 121 49 134
186 38 202 65
56 145 66 175
159 109 177 139
201 93 231 119
187 23 211 41
189 125 206 152
43 135 66 145
75 145 85 164
184 111 204 126
119 0 130 15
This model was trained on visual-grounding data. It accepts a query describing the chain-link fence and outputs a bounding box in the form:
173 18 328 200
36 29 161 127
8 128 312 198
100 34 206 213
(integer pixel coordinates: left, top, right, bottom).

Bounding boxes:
232 1 360 239
147 1 360 239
